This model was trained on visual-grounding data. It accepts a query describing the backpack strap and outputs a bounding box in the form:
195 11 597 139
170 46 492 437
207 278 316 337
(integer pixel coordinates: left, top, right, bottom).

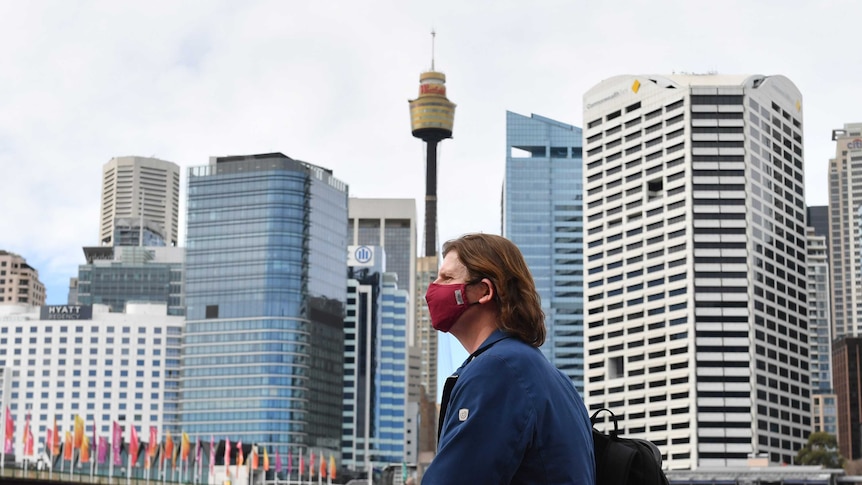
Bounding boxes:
437 336 512 443
590 407 620 437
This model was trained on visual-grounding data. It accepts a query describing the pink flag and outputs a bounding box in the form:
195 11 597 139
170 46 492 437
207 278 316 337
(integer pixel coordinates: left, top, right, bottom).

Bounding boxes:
4 407 13 453
112 421 123 466
276 448 283 473
195 438 202 477
209 436 215 478
224 438 231 477
98 436 108 464
130 426 139 467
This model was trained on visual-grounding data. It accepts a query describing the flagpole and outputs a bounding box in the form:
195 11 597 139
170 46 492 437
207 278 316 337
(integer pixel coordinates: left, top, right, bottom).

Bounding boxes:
1 408 5 477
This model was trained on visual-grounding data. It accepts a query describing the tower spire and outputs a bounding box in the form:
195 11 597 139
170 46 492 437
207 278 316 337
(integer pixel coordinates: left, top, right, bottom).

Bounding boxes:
431 29 436 71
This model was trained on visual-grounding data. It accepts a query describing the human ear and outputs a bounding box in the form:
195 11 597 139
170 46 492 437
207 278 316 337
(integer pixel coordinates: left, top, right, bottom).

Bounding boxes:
477 278 495 304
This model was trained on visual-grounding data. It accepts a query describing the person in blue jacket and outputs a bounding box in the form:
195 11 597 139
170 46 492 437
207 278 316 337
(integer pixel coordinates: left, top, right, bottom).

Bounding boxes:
422 233 595 485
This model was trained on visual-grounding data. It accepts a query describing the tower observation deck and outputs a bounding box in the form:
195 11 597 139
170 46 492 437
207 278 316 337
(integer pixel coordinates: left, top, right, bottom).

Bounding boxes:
408 38 456 257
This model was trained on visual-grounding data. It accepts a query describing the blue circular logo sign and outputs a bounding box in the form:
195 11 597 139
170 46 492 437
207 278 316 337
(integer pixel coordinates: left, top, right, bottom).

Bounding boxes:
354 246 372 263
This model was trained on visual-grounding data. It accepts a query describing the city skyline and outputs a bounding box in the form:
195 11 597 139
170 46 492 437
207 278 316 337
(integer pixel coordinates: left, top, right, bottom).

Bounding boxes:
3 1 862 386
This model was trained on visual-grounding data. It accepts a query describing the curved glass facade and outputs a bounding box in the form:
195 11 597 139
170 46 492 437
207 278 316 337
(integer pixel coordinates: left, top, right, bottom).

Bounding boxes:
182 153 348 456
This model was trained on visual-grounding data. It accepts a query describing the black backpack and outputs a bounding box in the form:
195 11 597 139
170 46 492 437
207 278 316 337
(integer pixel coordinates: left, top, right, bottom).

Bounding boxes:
591 408 669 485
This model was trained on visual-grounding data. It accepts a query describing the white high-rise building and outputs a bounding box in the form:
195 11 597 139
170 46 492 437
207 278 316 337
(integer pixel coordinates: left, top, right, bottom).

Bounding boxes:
99 156 180 247
583 74 808 469
828 123 862 338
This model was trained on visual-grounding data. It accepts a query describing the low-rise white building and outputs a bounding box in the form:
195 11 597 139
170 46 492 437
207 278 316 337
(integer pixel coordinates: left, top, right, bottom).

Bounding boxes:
0 302 182 462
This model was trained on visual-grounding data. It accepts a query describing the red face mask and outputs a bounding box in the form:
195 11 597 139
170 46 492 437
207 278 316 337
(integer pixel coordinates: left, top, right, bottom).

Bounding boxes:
425 282 473 333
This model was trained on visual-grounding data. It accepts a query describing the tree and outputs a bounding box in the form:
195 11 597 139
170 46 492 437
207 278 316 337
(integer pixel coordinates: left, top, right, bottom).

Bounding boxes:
796 432 844 469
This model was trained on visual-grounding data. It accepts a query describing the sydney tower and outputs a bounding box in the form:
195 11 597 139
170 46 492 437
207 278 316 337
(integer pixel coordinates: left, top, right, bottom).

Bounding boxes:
408 34 457 257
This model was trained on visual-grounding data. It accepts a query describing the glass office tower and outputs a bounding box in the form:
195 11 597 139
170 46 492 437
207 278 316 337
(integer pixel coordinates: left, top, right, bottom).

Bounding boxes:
342 247 409 473
182 153 349 455
503 111 585 391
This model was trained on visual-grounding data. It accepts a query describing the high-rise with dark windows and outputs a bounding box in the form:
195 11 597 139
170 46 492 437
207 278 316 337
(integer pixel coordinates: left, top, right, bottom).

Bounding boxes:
181 153 349 456
502 111 585 391
583 75 807 469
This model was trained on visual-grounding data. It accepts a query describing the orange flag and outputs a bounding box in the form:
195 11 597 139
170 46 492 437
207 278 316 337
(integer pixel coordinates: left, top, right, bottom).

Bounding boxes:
263 448 270 471
181 433 190 461
73 415 84 449
63 431 73 460
329 455 336 480
320 453 326 478
165 431 175 469
80 435 90 463
51 418 60 455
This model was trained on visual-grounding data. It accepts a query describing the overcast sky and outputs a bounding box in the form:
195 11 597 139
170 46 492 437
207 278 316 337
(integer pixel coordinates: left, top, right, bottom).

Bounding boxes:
2 1 861 387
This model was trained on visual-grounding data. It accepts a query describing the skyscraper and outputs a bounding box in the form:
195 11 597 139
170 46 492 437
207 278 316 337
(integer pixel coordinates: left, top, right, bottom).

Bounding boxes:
342 246 411 474
181 153 349 454
502 111 584 391
583 74 808 468
828 124 862 339
346 198 423 465
99 156 180 247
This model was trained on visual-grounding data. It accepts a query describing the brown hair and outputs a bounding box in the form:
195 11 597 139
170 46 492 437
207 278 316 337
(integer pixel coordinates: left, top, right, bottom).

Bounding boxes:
442 233 545 347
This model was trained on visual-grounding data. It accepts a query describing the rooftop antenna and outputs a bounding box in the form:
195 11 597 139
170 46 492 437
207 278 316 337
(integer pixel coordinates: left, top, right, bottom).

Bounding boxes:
431 29 436 70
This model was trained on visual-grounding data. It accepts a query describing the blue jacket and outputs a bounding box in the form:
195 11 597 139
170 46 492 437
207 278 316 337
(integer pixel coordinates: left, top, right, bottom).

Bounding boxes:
422 330 595 484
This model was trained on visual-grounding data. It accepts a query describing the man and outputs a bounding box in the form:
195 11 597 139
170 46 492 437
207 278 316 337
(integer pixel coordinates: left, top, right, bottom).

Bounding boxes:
422 234 594 485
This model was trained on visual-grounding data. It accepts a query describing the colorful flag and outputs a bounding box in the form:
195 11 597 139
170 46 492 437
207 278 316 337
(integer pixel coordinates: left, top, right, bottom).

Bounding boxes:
197 439 204 479
112 421 123 466
64 431 73 461
80 435 90 463
22 411 30 446
320 452 326 478
276 449 283 474
98 437 108 465
223 437 230 467
4 407 13 453
209 436 215 478
251 446 258 470
195 438 201 471
235 441 243 477
148 427 158 464
310 450 315 478
263 447 270 472
181 432 190 461
51 417 60 455
299 451 304 476
73 415 84 449
46 429 54 458
24 426 34 456
168 432 177 470
159 440 167 473
130 426 139 467
329 455 336 480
